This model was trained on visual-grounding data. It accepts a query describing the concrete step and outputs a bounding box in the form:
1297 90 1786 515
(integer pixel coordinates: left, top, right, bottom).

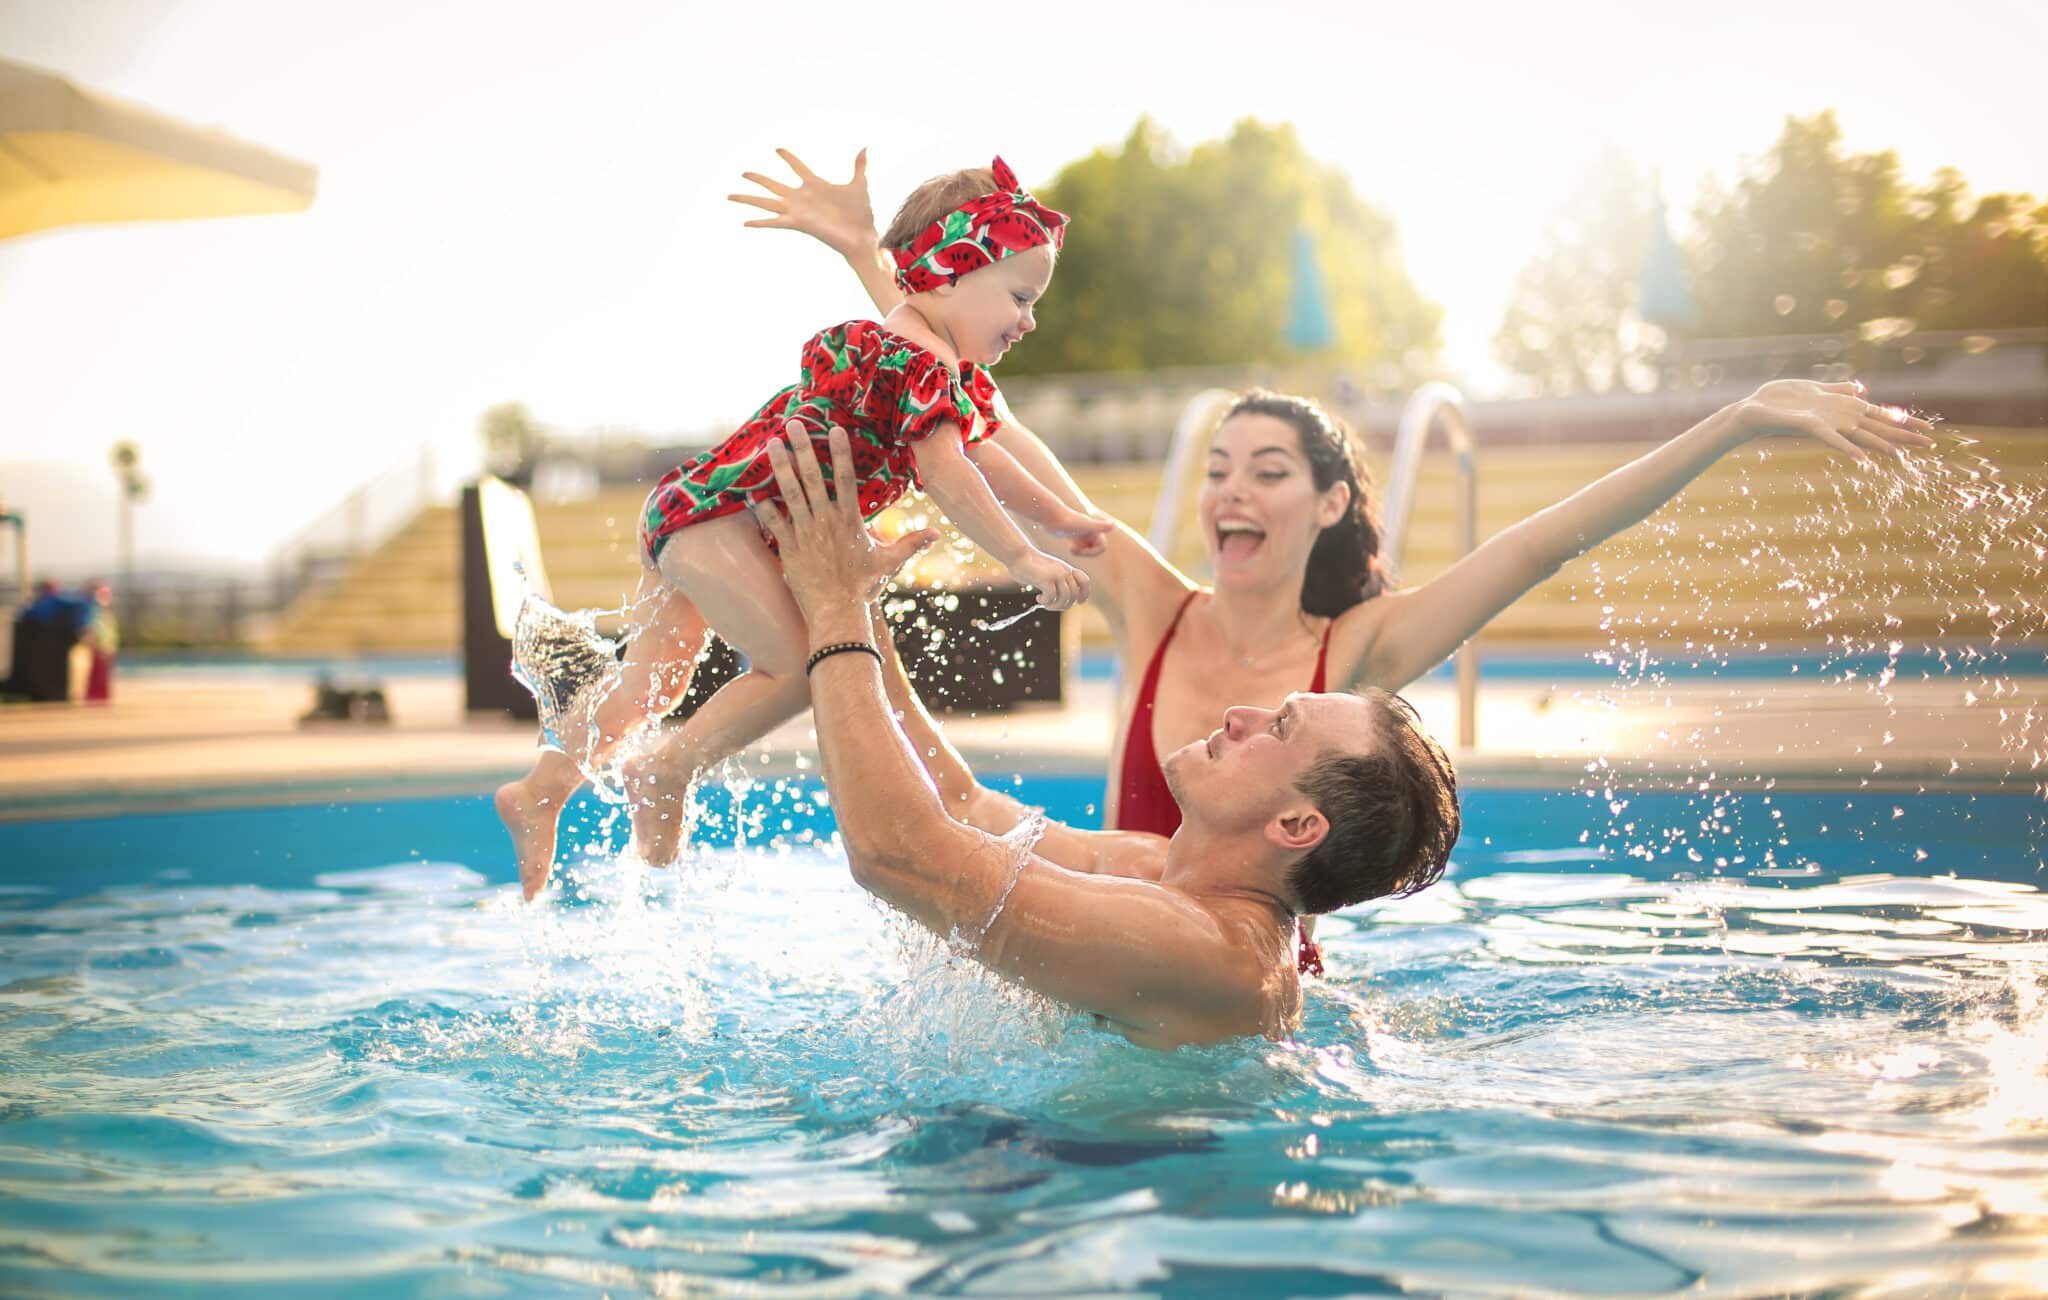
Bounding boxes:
268 430 2045 655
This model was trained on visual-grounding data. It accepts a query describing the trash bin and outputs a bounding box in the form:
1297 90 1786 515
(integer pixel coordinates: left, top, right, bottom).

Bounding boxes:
5 604 82 702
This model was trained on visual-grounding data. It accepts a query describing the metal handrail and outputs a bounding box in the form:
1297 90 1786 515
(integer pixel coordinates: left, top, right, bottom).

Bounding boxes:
267 443 441 607
0 506 25 607
1147 388 1240 553
1381 381 1479 748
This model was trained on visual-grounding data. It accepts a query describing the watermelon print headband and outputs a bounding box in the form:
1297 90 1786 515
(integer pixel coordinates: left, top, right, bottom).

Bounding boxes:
890 157 1069 294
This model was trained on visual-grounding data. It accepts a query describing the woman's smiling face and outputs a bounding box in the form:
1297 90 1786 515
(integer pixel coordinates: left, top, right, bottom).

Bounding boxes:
1200 412 1349 591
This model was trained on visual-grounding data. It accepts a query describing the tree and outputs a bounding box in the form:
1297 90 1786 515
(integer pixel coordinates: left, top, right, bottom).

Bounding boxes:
1492 151 1662 395
1002 118 1441 377
1496 112 2048 392
1896 179 2048 332
478 401 543 483
1689 112 2048 339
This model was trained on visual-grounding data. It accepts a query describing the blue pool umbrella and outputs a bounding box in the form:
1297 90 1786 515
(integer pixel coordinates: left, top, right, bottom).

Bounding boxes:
1638 191 1694 332
1284 225 1335 351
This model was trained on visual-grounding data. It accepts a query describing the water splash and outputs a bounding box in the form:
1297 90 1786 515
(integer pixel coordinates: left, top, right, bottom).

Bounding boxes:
1559 418 2048 878
972 605 1045 633
509 590 629 791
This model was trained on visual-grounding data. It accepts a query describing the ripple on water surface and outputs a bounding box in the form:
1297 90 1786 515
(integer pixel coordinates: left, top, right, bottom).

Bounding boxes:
1 816 2044 1297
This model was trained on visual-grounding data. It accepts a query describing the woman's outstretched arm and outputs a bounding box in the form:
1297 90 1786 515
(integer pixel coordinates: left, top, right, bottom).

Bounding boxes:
1342 379 1937 693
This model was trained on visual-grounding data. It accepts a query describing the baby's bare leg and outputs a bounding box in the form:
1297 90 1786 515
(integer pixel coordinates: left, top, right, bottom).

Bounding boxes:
496 569 709 899
626 515 812 866
494 748 582 901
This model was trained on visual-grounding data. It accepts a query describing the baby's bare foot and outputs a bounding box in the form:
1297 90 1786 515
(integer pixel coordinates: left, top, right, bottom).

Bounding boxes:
494 779 562 900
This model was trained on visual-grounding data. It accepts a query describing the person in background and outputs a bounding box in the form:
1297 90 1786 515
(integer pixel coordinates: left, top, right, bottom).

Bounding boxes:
20 579 87 632
82 580 117 704
5 580 90 703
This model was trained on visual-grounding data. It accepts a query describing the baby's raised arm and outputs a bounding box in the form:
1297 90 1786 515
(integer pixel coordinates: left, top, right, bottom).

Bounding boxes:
966 439 1110 556
915 429 1089 609
730 149 903 314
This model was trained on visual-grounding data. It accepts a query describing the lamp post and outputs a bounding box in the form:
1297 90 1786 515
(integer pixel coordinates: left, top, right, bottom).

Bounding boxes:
109 441 148 634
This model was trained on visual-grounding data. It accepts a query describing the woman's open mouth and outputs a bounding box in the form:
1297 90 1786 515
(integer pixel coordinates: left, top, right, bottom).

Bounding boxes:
1215 519 1265 561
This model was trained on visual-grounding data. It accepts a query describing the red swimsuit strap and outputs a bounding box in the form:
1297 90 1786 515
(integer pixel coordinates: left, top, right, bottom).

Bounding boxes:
1136 590 1201 712
1309 617 1334 692
1113 591 1201 835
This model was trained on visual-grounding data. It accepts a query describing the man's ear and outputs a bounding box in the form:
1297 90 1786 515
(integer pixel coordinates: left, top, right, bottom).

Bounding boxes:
1268 804 1329 854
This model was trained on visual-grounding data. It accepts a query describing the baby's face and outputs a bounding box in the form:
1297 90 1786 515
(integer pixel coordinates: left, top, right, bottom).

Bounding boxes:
939 244 1055 367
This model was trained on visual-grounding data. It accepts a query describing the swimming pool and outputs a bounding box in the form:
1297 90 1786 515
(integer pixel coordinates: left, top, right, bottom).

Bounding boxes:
2 781 2043 1296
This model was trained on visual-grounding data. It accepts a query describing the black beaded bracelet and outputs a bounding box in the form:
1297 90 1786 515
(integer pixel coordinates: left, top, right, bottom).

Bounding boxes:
805 641 882 677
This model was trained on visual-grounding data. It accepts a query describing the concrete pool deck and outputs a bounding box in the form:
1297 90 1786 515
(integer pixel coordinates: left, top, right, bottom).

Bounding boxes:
3 659 2043 821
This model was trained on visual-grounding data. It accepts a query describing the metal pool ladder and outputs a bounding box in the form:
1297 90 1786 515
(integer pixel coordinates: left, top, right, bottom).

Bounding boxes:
1151 382 1482 749
1383 382 1479 749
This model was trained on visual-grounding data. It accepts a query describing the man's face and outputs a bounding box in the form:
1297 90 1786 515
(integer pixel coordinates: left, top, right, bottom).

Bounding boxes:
938 244 1054 366
1162 692 1377 830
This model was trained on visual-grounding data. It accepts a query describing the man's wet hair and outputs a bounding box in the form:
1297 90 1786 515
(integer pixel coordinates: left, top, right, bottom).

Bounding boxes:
1287 688 1460 914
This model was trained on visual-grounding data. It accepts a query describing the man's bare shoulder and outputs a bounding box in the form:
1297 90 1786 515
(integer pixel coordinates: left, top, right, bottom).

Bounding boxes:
1191 893 1303 1040
982 861 1298 1047
1115 894 1300 1049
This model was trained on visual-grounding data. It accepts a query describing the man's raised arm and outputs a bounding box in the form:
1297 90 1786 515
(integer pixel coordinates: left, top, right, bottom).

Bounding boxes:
869 620 1167 882
755 427 1266 1046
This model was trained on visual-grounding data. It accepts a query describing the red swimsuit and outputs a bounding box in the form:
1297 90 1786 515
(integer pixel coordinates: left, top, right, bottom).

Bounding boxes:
1114 592 1333 836
1114 591 1333 976
640 321 1001 562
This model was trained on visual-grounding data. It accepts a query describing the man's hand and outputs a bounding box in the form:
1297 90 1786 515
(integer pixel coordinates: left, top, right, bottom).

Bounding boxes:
729 148 879 260
755 422 937 628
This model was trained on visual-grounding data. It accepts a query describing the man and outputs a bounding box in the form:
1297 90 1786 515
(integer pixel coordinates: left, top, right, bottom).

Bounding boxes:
759 427 1460 1049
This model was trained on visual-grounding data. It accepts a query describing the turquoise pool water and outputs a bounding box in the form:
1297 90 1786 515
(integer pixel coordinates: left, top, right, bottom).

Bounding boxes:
114 642 2048 685
2 783 2044 1296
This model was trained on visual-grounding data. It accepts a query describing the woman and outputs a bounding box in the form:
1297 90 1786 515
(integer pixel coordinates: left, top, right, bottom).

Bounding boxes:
733 150 1937 843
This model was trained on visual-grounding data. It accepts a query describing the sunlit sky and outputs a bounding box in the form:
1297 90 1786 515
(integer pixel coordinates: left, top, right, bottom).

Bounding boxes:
2 0 2043 574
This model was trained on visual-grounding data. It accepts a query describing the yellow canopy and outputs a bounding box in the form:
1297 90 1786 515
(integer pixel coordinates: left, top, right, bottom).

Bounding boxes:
0 58 316 241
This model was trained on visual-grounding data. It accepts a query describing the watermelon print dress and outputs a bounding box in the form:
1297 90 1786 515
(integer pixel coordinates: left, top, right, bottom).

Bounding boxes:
640 321 1004 564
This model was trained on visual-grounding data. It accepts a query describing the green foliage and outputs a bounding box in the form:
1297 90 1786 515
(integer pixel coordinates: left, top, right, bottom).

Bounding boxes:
1496 111 2048 392
1691 112 2048 338
1002 117 1441 376
1493 151 1660 395
478 401 542 478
